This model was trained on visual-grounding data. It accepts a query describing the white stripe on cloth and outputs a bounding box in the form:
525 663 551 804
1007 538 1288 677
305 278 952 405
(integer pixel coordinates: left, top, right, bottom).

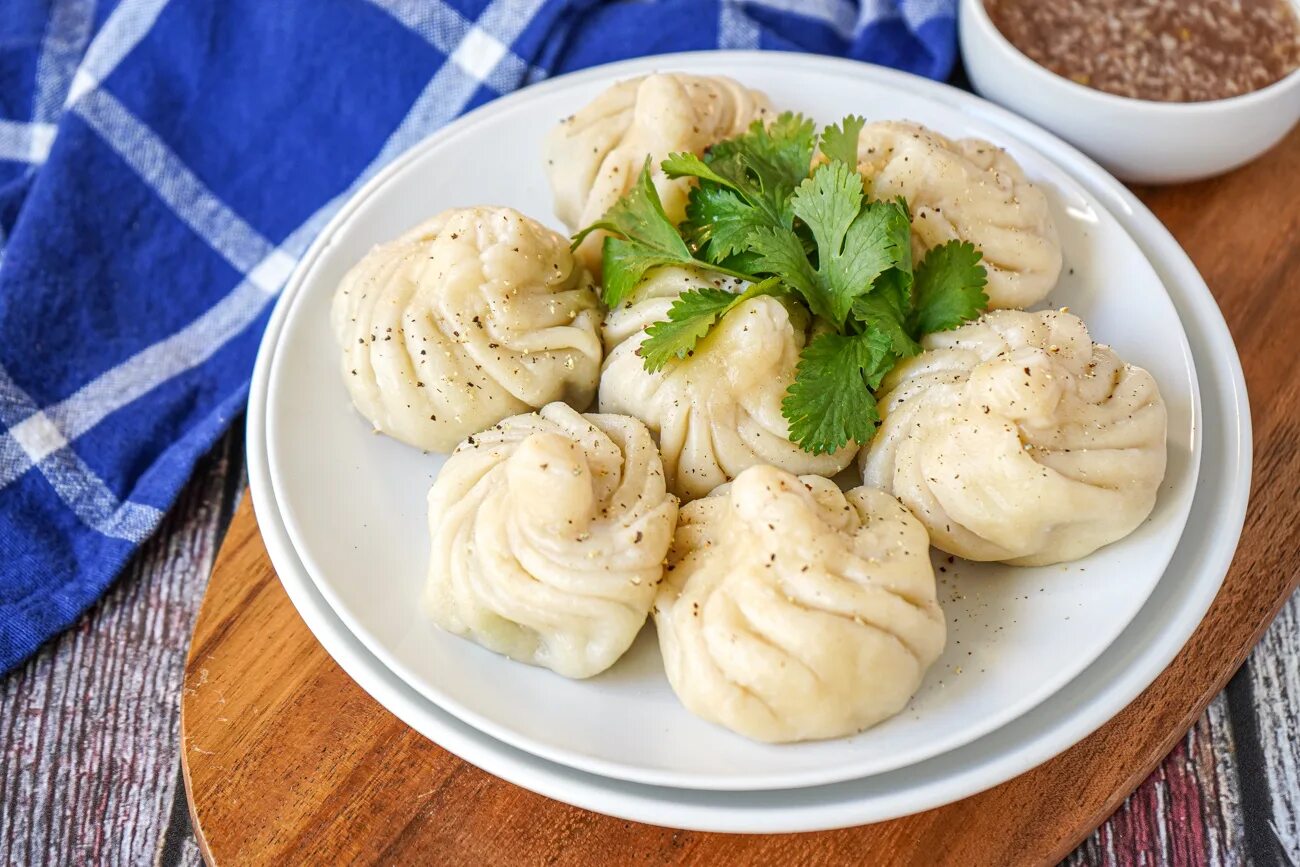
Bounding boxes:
0 24 525 520
359 0 550 173
0 366 162 542
469 0 550 83
0 84 293 524
273 0 552 253
367 0 546 94
747 0 858 39
857 0 953 32
897 0 954 30
65 0 173 109
0 0 559 535
74 89 289 283
0 120 57 164
37 273 286 461
34 0 98 125
718 3 763 50
0 109 361 503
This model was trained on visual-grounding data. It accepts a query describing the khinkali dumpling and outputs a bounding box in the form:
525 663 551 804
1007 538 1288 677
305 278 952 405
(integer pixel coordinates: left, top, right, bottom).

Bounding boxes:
545 73 772 272
599 265 723 352
655 465 946 743
332 207 603 453
426 402 678 678
846 121 1062 310
598 268 856 501
860 310 1167 566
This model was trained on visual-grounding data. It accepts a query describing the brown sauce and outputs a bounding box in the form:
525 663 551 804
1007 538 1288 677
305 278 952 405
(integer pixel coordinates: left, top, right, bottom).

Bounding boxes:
985 0 1300 102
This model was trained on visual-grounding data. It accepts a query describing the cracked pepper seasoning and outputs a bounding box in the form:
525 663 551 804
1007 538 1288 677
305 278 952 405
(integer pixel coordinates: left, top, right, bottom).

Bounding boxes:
985 0 1300 102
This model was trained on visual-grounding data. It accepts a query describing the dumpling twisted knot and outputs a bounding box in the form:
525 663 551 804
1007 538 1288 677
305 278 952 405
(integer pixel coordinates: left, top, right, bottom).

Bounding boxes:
545 73 772 273
425 402 679 679
332 206 603 453
655 466 946 743
598 267 856 501
860 310 1168 566
847 121 1063 310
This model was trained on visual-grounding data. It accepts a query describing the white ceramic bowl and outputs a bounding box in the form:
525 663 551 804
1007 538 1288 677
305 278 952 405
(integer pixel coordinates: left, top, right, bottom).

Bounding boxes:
959 0 1300 184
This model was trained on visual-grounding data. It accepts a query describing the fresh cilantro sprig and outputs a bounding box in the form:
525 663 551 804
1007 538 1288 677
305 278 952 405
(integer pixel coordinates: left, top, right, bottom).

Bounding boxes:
573 112 990 454
571 158 750 308
665 113 816 265
817 114 866 168
907 240 989 335
639 277 784 371
782 329 894 454
750 163 912 325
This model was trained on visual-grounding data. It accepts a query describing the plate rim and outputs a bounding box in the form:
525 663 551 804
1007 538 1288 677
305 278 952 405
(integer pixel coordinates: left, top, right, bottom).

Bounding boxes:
261 51 1204 790
245 193 1248 829
246 56 1250 832
256 47 1237 805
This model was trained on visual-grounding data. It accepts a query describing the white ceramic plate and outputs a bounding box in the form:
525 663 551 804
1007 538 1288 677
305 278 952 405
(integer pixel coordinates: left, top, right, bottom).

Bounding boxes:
246 161 1247 831
248 54 1250 830
262 54 1202 792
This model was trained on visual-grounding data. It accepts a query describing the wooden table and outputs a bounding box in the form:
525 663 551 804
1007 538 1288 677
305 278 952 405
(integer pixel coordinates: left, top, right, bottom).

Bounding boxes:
2 131 1298 866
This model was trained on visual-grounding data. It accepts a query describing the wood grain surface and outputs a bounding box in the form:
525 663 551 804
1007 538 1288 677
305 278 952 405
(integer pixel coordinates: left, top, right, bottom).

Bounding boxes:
175 128 1300 865
0 429 244 867
7 444 1296 867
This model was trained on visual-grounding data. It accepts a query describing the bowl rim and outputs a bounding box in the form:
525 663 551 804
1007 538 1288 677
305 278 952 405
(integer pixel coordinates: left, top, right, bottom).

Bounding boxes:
961 0 1300 114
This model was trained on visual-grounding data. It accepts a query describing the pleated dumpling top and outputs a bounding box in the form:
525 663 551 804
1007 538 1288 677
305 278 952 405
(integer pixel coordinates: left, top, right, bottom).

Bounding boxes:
332 206 603 452
655 466 946 742
426 402 678 678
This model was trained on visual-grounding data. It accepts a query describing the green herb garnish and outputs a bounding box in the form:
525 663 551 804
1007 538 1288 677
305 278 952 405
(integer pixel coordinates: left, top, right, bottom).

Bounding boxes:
639 277 784 372
576 112 990 454
570 158 702 308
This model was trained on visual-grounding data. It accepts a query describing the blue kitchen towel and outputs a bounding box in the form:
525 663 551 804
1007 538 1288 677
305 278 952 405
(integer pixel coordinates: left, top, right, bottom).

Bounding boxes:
0 0 957 674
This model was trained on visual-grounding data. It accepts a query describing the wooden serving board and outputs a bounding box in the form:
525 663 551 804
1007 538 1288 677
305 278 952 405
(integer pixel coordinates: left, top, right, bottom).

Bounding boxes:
181 130 1300 865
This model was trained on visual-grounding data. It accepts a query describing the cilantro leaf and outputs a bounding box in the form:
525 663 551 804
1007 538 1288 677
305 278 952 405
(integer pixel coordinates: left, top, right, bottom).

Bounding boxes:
874 195 914 295
781 329 895 454
810 185 912 325
705 112 817 203
849 200 917 355
660 152 738 191
639 287 737 371
639 277 784 371
583 113 992 459
679 184 764 262
667 112 815 263
711 248 768 277
908 240 989 336
819 114 865 167
792 160 864 262
747 225 823 314
756 162 912 325
852 291 921 358
573 159 697 308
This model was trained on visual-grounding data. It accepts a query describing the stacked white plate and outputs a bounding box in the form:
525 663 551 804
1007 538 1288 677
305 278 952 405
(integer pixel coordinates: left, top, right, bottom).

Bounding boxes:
247 53 1251 832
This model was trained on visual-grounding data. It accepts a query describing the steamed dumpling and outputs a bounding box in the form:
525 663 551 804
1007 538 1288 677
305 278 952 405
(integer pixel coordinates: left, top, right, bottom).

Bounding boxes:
655 466 946 743
598 268 855 501
425 402 678 678
600 265 717 352
846 121 1062 309
545 73 772 273
860 309 1167 566
331 207 603 452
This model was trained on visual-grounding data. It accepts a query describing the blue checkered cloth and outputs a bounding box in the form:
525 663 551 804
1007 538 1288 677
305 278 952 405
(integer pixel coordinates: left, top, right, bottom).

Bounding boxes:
0 0 956 674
